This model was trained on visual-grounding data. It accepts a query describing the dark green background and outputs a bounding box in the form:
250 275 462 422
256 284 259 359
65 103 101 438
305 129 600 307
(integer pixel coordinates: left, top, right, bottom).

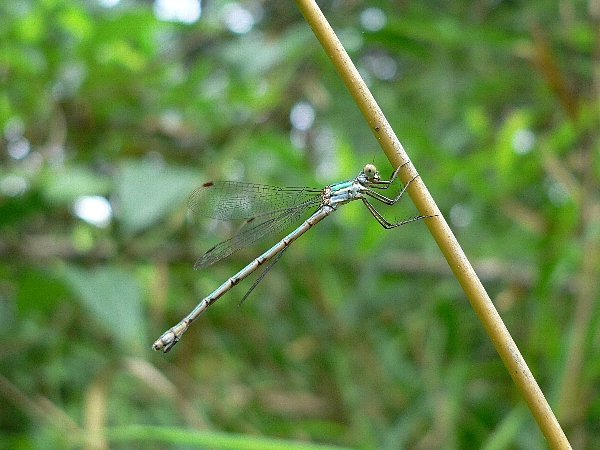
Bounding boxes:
1 0 598 448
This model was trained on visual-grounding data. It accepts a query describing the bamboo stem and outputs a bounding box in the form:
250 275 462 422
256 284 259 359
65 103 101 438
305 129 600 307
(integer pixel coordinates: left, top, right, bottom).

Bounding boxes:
293 1 572 448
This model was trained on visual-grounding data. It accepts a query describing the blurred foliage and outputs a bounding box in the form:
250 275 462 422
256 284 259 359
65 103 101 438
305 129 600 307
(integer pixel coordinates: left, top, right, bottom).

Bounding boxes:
1 0 599 449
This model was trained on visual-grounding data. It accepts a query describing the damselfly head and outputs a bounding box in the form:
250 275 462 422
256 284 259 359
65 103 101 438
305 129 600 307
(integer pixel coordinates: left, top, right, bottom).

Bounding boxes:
363 164 379 181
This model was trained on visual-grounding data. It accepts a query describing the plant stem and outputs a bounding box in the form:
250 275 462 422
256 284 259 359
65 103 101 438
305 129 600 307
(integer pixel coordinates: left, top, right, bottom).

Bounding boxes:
293 0 572 448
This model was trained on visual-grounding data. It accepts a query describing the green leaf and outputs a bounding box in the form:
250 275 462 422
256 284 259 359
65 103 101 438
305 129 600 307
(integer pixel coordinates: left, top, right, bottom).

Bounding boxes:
115 159 198 234
63 265 144 351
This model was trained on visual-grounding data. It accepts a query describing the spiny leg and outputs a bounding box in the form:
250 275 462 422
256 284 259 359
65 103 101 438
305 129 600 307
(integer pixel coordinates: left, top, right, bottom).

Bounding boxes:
369 160 410 189
366 174 420 205
237 246 289 308
361 197 432 229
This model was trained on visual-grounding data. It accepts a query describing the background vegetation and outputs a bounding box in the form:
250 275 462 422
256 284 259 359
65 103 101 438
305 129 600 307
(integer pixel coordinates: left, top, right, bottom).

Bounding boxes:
1 0 599 448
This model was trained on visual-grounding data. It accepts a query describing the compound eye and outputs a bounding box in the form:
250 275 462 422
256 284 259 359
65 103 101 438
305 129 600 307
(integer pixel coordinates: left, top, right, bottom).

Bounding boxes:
363 164 378 180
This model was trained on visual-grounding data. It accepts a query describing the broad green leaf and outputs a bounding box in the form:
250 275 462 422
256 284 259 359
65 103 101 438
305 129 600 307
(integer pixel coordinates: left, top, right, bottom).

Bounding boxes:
63 265 144 351
115 159 198 234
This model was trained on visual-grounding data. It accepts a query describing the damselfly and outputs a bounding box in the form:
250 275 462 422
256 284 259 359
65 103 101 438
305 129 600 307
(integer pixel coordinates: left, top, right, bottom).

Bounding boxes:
153 162 432 353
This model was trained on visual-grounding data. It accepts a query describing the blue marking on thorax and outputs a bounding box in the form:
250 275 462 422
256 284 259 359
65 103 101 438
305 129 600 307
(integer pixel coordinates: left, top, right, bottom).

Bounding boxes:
328 179 363 207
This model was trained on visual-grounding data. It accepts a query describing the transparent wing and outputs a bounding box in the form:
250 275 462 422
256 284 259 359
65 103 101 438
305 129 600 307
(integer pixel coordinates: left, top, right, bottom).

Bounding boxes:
189 181 321 220
194 198 319 269
188 181 321 269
